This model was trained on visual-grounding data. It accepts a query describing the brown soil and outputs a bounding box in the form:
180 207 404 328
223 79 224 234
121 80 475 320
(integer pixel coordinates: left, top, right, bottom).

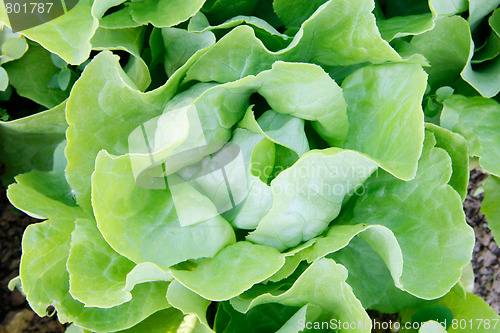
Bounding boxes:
466 170 500 314
0 170 498 332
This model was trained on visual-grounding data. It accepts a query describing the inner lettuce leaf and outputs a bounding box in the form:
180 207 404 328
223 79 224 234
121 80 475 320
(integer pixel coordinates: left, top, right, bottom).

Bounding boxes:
65 50 209 213
246 148 378 251
410 15 470 90
125 60 347 191
128 0 207 27
376 0 440 42
92 151 236 270
187 12 291 52
183 0 401 84
161 26 216 77
425 123 469 201
342 62 427 180
90 26 151 91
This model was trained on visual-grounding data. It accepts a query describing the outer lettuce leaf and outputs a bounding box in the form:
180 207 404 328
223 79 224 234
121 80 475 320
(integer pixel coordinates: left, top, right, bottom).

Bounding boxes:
246 149 378 251
92 151 236 270
441 95 500 176
284 0 400 66
328 236 427 313
8 0 120 65
20 218 171 332
65 51 176 213
231 258 371 333
482 175 500 243
335 132 474 300
342 62 427 180
113 309 185 333
7 142 82 220
3 42 74 107
262 223 423 313
400 290 500 333
0 101 67 184
171 241 285 301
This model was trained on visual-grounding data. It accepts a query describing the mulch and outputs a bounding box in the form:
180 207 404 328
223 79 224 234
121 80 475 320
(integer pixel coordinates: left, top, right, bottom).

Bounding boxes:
0 170 498 333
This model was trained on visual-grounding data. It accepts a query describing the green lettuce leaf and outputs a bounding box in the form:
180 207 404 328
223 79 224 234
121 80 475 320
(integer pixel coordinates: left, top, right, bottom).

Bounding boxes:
171 241 285 301
92 151 236 269
185 0 400 83
425 123 469 201
90 26 151 91
67 218 136 308
400 289 500 333
3 42 74 107
335 131 475 300
410 16 470 90
342 62 427 180
7 142 82 220
128 0 206 27
161 27 215 77
441 95 500 176
231 258 371 333
247 149 378 251
482 175 500 244
0 100 67 184
20 218 171 332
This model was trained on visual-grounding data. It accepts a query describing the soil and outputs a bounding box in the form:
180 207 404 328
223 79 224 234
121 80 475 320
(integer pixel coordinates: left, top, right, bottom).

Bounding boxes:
466 170 500 314
0 170 498 332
